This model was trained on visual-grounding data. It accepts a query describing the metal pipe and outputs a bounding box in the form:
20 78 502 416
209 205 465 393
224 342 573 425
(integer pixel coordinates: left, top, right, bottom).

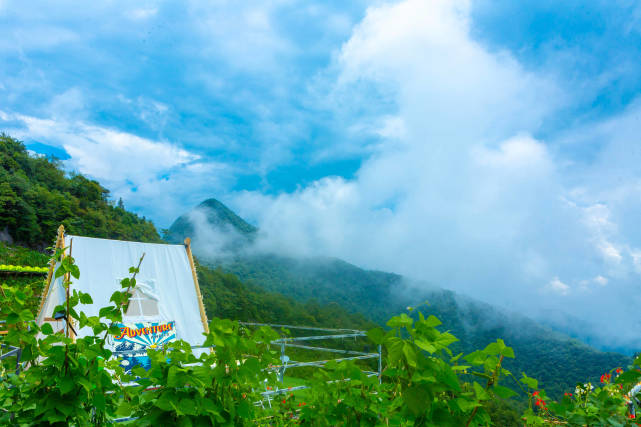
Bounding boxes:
268 353 379 370
240 321 362 334
378 344 382 384
281 343 371 356
271 332 366 343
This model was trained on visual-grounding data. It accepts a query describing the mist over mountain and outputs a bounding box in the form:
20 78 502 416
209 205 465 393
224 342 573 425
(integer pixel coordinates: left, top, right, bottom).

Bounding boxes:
169 197 633 398
166 198 257 255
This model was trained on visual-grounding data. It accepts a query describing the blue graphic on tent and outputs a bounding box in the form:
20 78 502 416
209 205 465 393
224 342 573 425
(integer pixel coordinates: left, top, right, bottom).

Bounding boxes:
111 321 176 372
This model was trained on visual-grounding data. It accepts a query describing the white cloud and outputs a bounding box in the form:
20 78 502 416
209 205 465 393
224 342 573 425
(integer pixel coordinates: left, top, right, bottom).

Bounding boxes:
0 26 78 51
126 7 158 21
473 135 551 172
235 0 560 287
227 0 641 350
593 275 608 286
546 277 570 295
631 249 641 274
10 112 196 178
189 1 294 72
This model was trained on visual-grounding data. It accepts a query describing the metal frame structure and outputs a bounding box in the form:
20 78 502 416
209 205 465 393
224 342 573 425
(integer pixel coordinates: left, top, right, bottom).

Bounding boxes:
0 343 22 375
1 319 382 424
239 322 382 384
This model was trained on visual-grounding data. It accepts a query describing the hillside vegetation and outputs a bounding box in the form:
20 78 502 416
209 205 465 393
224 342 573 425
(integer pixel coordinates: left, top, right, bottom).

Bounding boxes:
171 198 632 399
0 134 161 248
197 262 373 330
218 254 631 399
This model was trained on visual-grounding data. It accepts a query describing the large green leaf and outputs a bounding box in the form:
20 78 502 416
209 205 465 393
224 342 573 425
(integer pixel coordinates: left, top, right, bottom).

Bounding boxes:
404 385 429 416
520 373 538 390
367 327 386 345
415 338 437 354
492 384 517 399
178 398 196 416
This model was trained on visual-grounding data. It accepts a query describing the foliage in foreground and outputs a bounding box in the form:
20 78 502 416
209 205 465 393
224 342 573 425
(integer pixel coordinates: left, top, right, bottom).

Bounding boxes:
1 248 641 426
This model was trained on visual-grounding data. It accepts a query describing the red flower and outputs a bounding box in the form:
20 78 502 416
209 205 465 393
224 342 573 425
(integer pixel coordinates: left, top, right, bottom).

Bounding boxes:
600 373 611 383
282 399 286 404
628 413 635 419
616 368 623 374
302 402 306 406
532 391 539 397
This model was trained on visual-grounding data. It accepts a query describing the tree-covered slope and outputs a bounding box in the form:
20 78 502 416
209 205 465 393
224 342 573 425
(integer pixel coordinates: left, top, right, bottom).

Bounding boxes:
220 254 402 324
0 134 161 248
216 254 630 398
172 198 632 398
196 261 373 330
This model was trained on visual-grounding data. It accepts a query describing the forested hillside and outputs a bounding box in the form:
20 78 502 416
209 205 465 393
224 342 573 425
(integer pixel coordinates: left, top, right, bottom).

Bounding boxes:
215 254 631 398
171 199 633 399
0 134 161 248
196 262 373 330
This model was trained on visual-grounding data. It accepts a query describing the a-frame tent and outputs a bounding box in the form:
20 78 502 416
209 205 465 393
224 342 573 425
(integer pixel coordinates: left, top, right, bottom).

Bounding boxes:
36 226 209 351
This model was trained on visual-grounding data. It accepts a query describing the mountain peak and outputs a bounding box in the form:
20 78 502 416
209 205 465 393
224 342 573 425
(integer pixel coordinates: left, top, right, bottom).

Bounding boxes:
166 198 257 244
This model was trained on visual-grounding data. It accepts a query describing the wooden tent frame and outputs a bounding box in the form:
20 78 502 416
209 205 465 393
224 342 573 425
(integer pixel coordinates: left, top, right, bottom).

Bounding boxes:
184 237 210 334
37 225 73 339
37 226 210 338
38 224 65 319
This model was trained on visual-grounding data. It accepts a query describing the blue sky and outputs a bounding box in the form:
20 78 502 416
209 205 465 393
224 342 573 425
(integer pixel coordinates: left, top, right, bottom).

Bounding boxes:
3 0 641 350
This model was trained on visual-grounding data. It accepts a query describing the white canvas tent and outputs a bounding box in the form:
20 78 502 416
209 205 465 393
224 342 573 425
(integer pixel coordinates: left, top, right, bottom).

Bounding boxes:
36 226 209 350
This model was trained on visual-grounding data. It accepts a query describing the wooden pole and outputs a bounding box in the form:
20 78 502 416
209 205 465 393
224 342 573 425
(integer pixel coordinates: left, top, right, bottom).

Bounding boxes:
65 237 75 341
37 225 65 321
184 237 209 334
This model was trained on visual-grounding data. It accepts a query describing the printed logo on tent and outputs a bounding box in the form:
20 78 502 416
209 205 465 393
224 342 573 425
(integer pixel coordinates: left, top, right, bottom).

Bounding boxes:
111 321 176 372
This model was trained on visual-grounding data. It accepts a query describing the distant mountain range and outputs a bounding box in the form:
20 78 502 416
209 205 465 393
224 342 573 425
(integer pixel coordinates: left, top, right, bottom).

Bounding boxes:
168 198 632 398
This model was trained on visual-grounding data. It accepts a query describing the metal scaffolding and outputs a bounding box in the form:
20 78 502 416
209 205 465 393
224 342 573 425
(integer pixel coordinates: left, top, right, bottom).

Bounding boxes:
239 321 381 384
0 343 22 375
